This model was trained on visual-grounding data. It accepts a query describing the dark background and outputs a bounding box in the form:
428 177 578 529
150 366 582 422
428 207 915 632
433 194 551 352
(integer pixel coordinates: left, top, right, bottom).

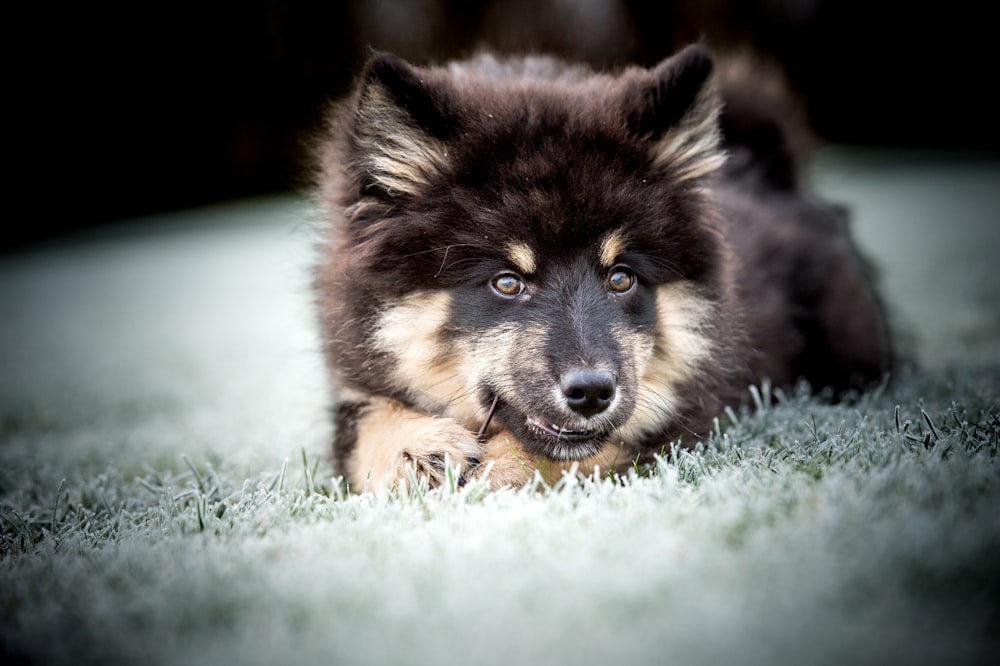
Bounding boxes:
9 0 996 250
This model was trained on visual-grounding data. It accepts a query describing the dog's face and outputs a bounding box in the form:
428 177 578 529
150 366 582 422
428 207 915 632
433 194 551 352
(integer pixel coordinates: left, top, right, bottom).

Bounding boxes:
324 46 729 460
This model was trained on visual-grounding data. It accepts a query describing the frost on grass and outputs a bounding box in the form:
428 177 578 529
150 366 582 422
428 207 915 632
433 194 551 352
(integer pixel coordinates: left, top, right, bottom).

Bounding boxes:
2 173 1000 665
2 372 999 666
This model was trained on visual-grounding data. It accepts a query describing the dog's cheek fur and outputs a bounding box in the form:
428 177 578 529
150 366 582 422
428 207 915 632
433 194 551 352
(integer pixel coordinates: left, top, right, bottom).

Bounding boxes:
616 281 719 443
370 291 484 429
470 321 556 421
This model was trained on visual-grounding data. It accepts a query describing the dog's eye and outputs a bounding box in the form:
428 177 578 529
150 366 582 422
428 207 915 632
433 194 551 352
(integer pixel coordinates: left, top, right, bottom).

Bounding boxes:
607 267 635 293
492 273 526 297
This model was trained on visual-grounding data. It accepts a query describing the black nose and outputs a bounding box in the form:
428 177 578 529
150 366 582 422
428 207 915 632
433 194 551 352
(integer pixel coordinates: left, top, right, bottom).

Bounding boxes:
560 368 616 417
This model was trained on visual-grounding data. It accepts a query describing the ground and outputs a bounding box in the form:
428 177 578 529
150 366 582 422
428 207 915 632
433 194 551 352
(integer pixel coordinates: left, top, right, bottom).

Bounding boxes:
1 147 998 665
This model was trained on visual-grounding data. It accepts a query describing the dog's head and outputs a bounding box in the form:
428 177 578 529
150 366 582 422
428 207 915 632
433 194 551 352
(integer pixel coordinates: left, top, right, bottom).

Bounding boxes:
320 45 732 460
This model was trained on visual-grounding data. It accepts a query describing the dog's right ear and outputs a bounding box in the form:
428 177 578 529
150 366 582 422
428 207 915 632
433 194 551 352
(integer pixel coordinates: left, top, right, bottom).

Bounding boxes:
348 52 454 199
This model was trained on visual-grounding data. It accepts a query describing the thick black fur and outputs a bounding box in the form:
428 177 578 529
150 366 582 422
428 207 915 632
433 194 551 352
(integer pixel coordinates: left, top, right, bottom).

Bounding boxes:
314 45 892 484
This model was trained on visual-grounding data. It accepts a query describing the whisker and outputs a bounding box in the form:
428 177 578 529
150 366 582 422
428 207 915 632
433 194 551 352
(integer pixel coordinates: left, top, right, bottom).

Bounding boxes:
433 244 459 278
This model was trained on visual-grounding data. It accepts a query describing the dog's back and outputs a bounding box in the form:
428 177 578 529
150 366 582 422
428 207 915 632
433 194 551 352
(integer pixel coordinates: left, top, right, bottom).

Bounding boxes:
716 64 892 393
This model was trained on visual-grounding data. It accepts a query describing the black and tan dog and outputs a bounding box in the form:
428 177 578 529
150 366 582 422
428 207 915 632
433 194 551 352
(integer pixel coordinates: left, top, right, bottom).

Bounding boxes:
314 44 891 492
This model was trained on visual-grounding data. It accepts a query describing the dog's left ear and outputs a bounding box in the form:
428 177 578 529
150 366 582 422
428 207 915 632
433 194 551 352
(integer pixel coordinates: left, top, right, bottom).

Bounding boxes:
348 52 456 199
623 44 725 183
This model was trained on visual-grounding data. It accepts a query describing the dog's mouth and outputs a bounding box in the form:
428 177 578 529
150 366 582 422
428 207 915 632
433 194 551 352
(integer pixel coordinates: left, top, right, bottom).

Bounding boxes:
523 413 609 460
525 416 603 444
480 394 617 461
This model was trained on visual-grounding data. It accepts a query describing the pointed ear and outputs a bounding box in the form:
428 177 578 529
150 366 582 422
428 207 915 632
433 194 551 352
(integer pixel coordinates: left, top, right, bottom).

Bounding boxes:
350 52 454 198
624 44 725 183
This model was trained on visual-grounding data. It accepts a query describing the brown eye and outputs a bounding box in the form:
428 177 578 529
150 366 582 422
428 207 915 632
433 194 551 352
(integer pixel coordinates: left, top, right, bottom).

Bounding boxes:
492 273 526 297
607 267 635 293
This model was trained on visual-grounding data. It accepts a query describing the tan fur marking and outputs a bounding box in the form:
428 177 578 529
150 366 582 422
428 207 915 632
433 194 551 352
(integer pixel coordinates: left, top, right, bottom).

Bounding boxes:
598 229 627 267
653 282 716 377
619 282 715 440
505 242 537 274
476 432 537 488
372 292 481 427
348 397 481 493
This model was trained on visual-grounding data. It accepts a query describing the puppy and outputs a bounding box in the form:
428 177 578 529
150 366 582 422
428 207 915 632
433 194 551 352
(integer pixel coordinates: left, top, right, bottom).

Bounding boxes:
313 45 891 492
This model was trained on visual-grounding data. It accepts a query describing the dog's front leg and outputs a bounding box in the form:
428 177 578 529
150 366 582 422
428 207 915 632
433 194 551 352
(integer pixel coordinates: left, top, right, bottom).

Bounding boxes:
475 432 539 489
338 396 482 493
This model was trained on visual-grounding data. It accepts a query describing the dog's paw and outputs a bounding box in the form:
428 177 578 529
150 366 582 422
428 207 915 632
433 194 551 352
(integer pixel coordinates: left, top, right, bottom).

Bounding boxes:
349 414 481 493
396 419 482 490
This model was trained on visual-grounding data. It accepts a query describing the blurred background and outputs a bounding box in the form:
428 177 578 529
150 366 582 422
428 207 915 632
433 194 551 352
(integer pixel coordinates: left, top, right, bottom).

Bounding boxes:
9 0 997 251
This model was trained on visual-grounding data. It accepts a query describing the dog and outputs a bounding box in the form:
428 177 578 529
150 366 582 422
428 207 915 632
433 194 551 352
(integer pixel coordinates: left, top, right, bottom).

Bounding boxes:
313 44 892 492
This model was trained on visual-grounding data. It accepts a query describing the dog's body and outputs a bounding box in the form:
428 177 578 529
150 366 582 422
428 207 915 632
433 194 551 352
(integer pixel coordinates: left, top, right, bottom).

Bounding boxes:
314 45 891 492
